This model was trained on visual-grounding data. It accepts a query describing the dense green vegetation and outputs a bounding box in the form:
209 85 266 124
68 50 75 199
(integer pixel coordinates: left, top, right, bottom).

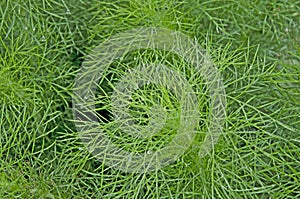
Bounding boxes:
0 0 299 198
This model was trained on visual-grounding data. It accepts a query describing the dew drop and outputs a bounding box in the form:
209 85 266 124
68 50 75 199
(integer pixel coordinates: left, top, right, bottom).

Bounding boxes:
66 9 71 15
24 26 28 30
284 27 289 32
41 36 46 42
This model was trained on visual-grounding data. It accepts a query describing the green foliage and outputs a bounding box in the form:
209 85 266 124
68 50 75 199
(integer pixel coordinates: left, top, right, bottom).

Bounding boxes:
0 0 299 198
